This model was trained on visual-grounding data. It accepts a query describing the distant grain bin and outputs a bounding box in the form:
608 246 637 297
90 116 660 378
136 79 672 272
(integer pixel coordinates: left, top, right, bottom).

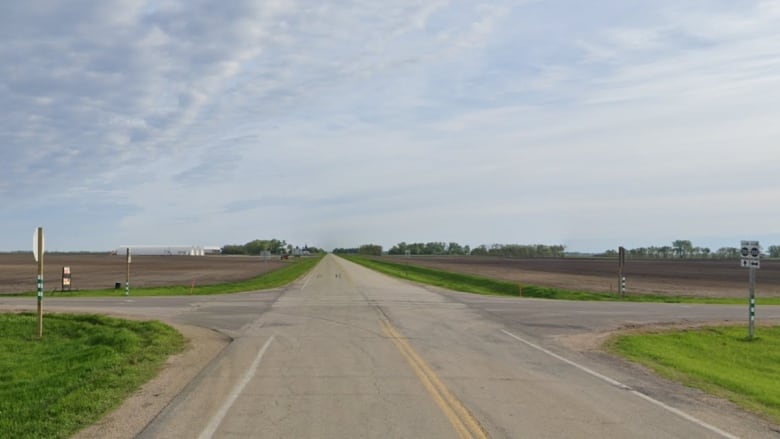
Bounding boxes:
115 245 216 256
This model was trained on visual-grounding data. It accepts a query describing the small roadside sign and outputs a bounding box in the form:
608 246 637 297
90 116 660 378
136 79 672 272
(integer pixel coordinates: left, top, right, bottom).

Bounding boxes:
740 240 760 260
741 259 760 269
62 266 72 290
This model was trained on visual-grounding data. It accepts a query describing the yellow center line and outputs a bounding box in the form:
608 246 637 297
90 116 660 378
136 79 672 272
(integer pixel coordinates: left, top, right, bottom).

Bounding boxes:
381 319 489 439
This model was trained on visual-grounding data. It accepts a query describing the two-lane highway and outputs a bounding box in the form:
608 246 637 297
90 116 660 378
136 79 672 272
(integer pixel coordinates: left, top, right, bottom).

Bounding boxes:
3 254 779 438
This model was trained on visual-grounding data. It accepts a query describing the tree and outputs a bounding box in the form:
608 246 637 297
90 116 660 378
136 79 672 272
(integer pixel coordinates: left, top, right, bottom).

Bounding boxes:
359 244 383 256
470 245 489 256
242 239 287 255
388 242 408 255
424 242 446 255
447 242 464 255
672 240 694 258
221 244 246 255
244 240 266 255
715 247 739 259
768 245 780 258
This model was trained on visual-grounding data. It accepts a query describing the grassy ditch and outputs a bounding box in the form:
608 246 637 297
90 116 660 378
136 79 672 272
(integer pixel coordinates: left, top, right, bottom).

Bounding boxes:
343 255 520 296
13 256 322 297
0 313 186 439
608 325 780 423
342 255 780 304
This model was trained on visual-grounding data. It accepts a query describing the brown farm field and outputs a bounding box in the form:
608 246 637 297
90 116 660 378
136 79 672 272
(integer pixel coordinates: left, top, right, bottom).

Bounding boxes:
0 253 287 294
383 255 780 298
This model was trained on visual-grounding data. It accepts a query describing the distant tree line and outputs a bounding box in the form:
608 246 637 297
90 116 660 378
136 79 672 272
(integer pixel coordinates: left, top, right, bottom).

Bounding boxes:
470 244 565 258
388 242 467 255
333 241 780 259
221 239 322 255
359 244 383 256
332 244 383 256
386 242 565 258
600 240 780 259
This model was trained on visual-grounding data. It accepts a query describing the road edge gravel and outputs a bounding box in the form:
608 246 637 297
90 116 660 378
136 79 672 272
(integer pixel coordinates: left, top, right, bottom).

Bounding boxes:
73 323 231 439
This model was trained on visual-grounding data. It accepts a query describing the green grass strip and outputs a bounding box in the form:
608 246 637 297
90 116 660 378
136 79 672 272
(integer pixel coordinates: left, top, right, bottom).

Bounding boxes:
343 255 520 296
608 325 780 423
11 256 322 297
0 313 186 439
343 256 780 304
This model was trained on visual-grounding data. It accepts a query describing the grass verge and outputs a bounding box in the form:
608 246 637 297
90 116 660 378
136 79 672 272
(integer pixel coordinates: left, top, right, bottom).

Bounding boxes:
343 255 520 296
0 313 186 439
12 256 322 297
608 325 780 423
342 255 780 304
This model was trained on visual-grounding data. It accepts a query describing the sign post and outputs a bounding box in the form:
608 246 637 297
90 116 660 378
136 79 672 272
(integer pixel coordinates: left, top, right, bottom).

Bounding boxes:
618 246 626 298
33 227 44 339
125 248 131 296
740 240 760 339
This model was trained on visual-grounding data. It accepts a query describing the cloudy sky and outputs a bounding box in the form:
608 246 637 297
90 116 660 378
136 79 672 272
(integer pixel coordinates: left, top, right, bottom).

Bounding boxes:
2 1 780 253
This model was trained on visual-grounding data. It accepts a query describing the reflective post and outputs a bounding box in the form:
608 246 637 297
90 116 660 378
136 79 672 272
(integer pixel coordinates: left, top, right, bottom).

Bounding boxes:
36 227 44 339
749 266 756 339
125 248 131 296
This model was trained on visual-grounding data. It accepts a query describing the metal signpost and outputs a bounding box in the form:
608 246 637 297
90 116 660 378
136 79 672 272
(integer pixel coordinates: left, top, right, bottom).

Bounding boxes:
33 227 44 338
740 240 760 339
125 248 132 296
618 246 626 298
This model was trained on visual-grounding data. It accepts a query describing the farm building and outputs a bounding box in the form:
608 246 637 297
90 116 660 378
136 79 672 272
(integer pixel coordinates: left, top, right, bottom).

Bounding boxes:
114 245 220 256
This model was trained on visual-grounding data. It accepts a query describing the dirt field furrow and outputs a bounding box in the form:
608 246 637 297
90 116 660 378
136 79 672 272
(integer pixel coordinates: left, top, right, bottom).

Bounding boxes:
0 254 286 294
384 256 780 298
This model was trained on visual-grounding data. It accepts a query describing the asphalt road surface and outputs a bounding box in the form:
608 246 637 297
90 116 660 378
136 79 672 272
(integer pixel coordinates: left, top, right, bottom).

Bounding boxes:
4 254 780 438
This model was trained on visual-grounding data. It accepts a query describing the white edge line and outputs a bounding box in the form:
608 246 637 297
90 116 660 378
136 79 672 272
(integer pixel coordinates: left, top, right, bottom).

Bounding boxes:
500 329 739 439
198 335 276 439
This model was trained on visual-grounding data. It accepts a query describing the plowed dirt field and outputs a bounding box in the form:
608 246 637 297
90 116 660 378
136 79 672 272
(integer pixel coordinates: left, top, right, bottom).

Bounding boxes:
385 256 780 298
0 254 286 294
